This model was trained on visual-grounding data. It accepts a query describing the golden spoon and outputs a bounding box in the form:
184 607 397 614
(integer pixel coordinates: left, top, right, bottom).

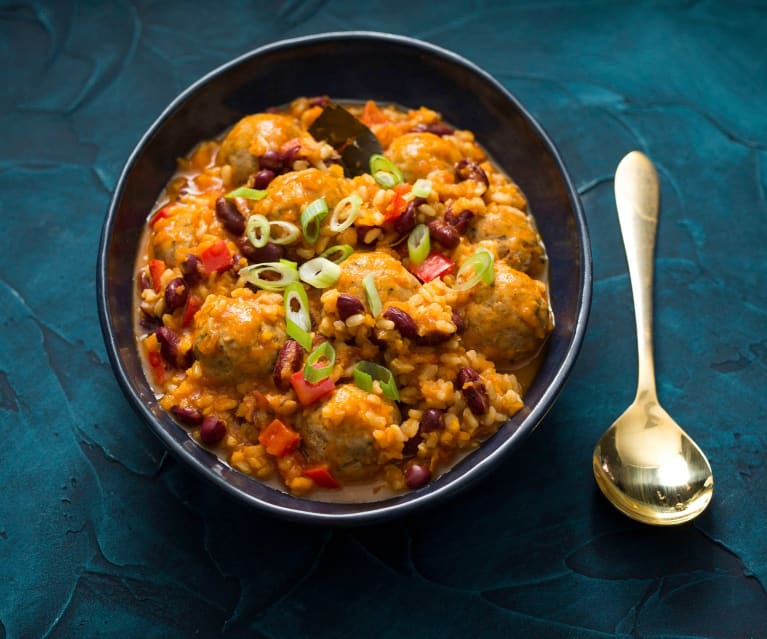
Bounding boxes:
592 151 714 525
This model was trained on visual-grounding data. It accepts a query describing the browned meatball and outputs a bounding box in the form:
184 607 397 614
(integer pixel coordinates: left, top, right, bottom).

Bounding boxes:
192 290 286 383
296 384 401 479
460 262 552 368
248 168 349 223
335 250 420 309
150 206 199 266
467 205 547 276
220 113 303 183
386 132 463 182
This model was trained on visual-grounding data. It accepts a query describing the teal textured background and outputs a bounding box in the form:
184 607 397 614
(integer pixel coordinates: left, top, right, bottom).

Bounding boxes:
1 1 766 637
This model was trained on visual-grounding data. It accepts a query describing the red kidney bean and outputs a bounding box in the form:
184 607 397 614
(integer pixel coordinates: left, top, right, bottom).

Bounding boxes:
412 123 454 136
451 310 465 333
402 433 422 458
455 159 489 186
309 95 331 107
139 312 162 332
420 408 444 433
273 339 304 390
383 307 418 340
171 405 203 425
164 277 188 312
199 416 227 445
252 169 276 189
445 208 474 234
181 254 203 285
215 197 245 235
416 332 451 346
456 367 489 416
393 200 417 235
156 326 180 367
427 219 460 249
138 270 152 291
247 241 285 264
336 294 365 320
356 225 379 247
282 142 301 167
405 463 431 489
259 150 284 173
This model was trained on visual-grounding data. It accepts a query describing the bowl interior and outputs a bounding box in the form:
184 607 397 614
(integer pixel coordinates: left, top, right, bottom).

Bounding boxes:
98 32 591 524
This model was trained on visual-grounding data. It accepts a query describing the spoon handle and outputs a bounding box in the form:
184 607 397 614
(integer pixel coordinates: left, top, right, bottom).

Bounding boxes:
614 151 660 399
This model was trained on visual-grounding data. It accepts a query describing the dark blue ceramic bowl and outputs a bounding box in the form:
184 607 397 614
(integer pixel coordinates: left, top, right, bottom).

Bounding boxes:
97 32 591 524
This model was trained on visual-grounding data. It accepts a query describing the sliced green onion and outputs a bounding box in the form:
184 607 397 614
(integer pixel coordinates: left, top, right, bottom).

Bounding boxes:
353 361 400 401
455 248 495 291
412 178 432 199
407 224 431 266
225 186 267 200
300 197 329 244
363 273 382 317
284 282 312 351
239 261 298 291
303 341 336 383
246 215 270 248
369 154 403 188
268 220 301 245
320 244 354 264
329 193 362 232
299 257 341 289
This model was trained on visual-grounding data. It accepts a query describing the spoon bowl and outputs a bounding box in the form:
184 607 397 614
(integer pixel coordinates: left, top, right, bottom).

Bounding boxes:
592 151 714 525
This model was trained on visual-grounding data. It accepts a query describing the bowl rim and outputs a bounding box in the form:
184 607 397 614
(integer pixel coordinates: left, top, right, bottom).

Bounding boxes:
97 30 592 524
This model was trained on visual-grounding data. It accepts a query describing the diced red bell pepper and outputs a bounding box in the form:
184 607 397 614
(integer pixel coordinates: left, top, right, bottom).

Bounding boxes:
290 371 335 406
200 240 232 274
360 100 387 126
148 350 165 384
258 418 301 458
150 205 175 227
148 259 165 292
384 190 408 221
181 294 202 328
411 252 456 282
303 464 341 489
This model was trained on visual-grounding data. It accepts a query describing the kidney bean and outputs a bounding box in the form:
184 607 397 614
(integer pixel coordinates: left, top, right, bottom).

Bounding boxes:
171 405 203 425
273 339 304 390
259 150 284 173
282 142 301 167
393 200 417 235
455 159 489 186
405 463 431 489
445 209 474 234
181 254 203 285
427 220 460 249
156 326 180 366
138 270 152 291
402 433 422 458
199 416 227 445
383 307 418 340
164 277 188 312
336 294 365 320
309 95 331 107
451 310 465 333
456 367 489 415
139 312 162 332
412 123 454 136
416 332 451 346
252 169 276 189
420 408 444 433
356 225 380 247
215 197 245 235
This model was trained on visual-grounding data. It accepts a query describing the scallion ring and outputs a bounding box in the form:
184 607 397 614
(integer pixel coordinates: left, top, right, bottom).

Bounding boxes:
369 154 403 188
268 220 300 245
353 361 400 401
455 248 495 291
329 193 362 232
320 244 354 264
412 178 432 199
299 257 341 289
303 341 336 383
300 196 329 244
246 215 270 248
283 282 312 351
363 273 382 317
407 224 431 266
225 186 267 200
238 261 298 291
